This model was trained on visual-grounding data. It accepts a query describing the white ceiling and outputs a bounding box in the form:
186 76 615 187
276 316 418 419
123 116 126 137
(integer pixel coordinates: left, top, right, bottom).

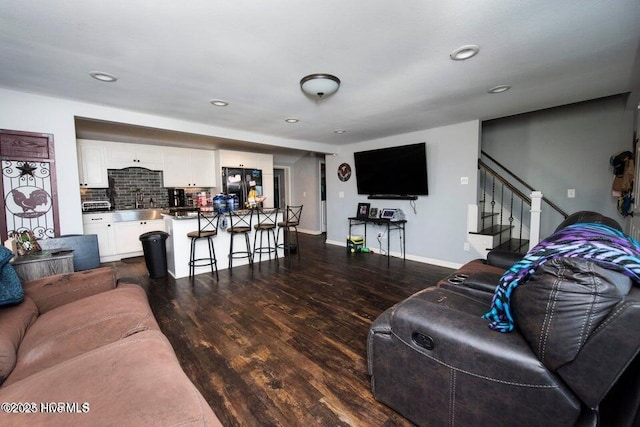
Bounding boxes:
1 0 639 153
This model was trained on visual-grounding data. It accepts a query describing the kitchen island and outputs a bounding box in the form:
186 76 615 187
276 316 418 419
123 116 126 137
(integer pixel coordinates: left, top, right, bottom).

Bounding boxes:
163 211 284 279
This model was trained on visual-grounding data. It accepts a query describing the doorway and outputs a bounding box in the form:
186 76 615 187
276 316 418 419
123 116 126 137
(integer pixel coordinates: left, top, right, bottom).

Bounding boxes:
320 161 326 233
273 167 287 209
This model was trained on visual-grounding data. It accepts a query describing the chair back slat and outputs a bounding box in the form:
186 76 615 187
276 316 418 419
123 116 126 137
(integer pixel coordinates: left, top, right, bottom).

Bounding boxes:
256 207 279 228
285 205 303 225
228 209 253 232
196 210 219 237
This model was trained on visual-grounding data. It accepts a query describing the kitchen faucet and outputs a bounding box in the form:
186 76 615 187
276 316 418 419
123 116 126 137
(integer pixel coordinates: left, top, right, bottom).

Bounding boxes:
135 189 142 209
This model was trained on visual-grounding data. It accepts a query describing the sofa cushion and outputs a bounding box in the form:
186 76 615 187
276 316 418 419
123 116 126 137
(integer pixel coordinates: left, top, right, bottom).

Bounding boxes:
513 257 628 371
0 297 38 385
22 267 117 314
4 284 160 386
0 330 222 426
0 246 23 307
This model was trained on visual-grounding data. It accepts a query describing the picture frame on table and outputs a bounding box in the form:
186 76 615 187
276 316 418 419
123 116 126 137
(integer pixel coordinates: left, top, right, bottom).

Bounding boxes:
357 203 370 219
368 207 378 219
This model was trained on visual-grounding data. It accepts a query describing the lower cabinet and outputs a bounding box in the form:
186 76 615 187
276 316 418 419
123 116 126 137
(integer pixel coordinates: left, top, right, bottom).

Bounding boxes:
83 214 164 262
114 219 165 256
83 214 116 261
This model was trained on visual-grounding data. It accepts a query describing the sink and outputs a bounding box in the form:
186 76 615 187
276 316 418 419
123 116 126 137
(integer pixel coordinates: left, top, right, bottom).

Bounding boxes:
112 209 167 222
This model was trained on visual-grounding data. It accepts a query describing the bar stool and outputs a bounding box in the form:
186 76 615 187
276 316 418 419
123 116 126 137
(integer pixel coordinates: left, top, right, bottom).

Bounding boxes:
227 209 254 273
187 210 220 282
253 207 279 265
277 205 303 263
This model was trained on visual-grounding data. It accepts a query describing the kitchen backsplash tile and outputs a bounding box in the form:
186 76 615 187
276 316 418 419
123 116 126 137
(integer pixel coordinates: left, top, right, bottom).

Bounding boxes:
80 167 212 209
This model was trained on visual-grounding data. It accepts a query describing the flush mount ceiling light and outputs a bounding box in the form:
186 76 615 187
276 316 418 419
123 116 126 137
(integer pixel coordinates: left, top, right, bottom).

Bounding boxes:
300 74 341 98
285 118 299 123
89 71 118 82
210 99 229 107
449 45 480 61
488 85 511 94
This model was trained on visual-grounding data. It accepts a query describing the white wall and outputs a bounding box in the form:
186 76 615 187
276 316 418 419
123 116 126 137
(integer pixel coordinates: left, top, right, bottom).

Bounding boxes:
482 94 636 237
0 88 335 236
325 120 481 268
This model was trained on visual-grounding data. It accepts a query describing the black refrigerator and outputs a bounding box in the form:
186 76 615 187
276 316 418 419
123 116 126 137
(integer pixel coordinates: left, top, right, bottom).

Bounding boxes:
222 167 263 208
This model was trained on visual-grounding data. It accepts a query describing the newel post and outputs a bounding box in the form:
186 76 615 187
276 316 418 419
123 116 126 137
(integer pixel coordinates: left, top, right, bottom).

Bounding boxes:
529 191 543 247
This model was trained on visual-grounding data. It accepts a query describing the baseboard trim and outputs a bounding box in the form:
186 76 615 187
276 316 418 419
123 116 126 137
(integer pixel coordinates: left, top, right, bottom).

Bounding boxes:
324 239 463 269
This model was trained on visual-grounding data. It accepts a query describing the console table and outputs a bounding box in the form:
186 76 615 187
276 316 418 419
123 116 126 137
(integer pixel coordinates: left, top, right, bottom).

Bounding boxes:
12 250 74 282
347 217 406 265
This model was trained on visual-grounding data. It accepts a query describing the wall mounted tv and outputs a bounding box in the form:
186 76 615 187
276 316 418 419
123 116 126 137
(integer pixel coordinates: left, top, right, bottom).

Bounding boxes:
353 142 428 200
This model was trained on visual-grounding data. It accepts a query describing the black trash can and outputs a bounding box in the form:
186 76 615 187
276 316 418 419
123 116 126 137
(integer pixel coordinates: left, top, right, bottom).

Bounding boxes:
139 231 169 279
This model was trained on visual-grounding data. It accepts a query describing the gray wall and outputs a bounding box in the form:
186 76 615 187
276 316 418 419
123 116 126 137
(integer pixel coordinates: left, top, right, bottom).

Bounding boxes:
325 120 481 268
482 94 636 237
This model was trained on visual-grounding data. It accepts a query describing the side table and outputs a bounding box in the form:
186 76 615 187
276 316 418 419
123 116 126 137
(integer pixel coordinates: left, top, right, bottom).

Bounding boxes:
11 250 74 282
347 217 407 265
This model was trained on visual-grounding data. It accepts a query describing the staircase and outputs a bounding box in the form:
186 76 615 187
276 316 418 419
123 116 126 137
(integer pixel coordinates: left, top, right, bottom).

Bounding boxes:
467 152 568 257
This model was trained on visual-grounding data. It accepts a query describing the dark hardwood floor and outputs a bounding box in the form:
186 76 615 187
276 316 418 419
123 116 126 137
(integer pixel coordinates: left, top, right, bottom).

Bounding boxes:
109 234 454 426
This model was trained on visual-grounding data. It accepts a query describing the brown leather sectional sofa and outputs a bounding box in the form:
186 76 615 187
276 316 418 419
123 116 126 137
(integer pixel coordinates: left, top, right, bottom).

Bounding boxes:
368 212 640 426
0 267 221 426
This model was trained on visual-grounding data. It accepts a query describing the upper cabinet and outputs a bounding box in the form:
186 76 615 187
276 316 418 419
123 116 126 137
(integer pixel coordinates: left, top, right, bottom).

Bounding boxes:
104 141 164 170
218 149 273 173
163 147 217 188
256 153 273 173
77 139 108 188
218 149 256 168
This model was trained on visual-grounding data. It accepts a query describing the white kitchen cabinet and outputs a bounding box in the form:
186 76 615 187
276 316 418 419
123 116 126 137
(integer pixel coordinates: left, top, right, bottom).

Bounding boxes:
262 173 275 207
82 213 116 261
256 153 273 173
190 151 217 187
104 141 164 170
218 149 258 169
114 219 164 255
77 140 108 188
163 147 216 188
83 214 164 262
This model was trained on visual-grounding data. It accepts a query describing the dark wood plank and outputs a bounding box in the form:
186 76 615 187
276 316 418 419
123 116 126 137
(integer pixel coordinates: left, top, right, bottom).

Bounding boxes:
109 234 454 426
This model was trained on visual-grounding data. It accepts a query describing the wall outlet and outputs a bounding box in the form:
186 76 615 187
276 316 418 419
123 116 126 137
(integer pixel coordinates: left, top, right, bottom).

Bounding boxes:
464 242 470 251
567 188 575 198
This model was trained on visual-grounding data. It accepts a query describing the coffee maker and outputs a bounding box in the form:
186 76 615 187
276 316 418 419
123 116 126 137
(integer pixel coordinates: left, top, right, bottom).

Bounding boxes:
168 188 186 207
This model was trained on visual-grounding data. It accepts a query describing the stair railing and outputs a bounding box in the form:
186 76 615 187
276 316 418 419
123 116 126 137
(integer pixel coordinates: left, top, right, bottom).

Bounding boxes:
478 160 531 251
478 151 568 252
481 151 569 218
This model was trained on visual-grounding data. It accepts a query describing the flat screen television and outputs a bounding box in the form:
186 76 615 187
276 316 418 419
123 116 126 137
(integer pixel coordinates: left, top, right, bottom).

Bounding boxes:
353 142 428 199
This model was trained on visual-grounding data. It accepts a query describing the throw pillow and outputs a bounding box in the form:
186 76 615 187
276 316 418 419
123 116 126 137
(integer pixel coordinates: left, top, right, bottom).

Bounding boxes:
0 246 23 306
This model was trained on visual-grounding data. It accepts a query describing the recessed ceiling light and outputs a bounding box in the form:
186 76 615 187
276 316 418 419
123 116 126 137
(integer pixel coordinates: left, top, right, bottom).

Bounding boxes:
488 85 511 94
285 118 299 123
449 45 480 61
89 71 117 82
334 129 347 134
210 99 229 107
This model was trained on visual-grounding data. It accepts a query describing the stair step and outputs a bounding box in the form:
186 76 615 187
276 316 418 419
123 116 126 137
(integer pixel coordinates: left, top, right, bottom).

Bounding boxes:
491 239 530 254
480 211 499 219
470 225 512 236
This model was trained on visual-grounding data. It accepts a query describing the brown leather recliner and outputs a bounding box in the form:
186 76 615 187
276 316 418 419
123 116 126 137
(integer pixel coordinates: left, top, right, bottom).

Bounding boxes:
368 213 640 426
